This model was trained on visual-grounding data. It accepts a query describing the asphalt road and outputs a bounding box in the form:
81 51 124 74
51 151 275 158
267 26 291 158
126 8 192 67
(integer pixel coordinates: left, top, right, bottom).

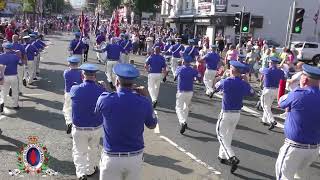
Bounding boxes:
0 32 319 180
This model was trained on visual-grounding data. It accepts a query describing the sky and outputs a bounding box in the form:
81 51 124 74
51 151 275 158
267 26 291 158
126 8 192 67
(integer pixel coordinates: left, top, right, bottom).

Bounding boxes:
70 0 86 9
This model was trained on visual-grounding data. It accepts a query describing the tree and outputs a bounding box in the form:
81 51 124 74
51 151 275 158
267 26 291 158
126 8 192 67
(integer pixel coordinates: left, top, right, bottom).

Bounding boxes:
132 0 161 13
44 0 72 14
99 0 121 13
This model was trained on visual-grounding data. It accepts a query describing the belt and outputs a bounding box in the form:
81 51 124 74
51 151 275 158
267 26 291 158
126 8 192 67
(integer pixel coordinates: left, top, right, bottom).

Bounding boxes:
222 110 241 113
104 149 143 157
107 59 119 61
285 138 319 149
73 125 102 131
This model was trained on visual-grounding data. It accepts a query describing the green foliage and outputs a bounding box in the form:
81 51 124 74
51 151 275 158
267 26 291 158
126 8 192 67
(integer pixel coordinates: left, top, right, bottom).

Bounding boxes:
44 0 72 14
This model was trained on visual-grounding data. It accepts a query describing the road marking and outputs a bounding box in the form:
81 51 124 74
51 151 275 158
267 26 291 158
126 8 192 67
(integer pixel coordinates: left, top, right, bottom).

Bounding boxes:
214 94 284 129
159 135 222 175
22 93 50 97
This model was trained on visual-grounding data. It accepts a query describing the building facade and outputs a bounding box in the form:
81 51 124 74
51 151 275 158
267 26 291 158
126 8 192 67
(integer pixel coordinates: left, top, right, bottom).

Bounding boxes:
161 0 320 46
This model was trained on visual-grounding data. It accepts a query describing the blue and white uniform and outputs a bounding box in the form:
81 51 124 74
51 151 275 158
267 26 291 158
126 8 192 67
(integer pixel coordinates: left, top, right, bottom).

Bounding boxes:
175 55 199 127
183 39 199 62
24 35 39 84
0 43 22 109
101 41 124 86
145 54 166 103
275 64 320 180
215 60 254 161
63 56 82 126
120 36 132 64
96 63 157 180
169 38 185 77
30 33 44 75
203 47 220 95
260 57 285 126
70 64 105 179
12 42 27 93
69 32 86 63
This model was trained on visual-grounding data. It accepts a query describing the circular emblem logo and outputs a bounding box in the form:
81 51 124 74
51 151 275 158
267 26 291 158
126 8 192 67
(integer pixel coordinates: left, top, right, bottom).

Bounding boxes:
23 144 44 172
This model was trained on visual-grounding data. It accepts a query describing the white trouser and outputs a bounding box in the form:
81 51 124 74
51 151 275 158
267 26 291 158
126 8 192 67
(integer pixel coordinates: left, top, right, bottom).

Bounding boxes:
203 69 217 94
35 54 40 74
0 75 19 107
121 53 130 64
176 92 193 125
260 88 278 123
72 126 102 178
63 93 72 125
17 65 24 93
148 73 162 102
96 44 102 61
99 152 143 180
275 143 319 180
216 111 240 159
171 57 181 77
105 60 118 85
26 60 36 84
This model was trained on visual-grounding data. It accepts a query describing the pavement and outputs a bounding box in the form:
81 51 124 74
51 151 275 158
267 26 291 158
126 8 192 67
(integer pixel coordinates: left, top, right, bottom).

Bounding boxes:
0 33 221 180
0 32 319 180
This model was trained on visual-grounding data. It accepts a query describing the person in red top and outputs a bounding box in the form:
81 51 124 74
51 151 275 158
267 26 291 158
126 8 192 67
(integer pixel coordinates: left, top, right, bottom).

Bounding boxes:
5 25 14 42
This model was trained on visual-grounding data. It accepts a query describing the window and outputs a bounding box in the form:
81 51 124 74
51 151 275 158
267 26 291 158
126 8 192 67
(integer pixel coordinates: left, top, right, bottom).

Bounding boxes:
186 1 189 9
294 43 304 48
305 43 318 48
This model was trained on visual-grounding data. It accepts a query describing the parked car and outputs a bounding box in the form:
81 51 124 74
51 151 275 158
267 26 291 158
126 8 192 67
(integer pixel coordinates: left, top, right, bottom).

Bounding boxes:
265 39 281 47
291 41 320 65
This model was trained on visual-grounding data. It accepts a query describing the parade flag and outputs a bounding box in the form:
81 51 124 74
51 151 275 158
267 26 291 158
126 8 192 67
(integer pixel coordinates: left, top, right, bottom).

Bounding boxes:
95 12 100 34
113 9 120 37
314 9 319 24
79 11 85 36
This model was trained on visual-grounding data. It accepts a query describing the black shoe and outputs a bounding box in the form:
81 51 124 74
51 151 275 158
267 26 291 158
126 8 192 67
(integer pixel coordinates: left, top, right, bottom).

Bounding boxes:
229 156 240 165
66 124 72 134
217 156 228 164
36 72 40 76
268 121 277 130
0 103 4 113
152 101 158 108
87 166 98 177
79 175 87 180
261 122 269 126
162 76 167 83
0 128 2 135
33 78 38 80
23 79 27 87
173 76 177 82
209 92 214 99
180 123 187 134
231 164 238 174
19 92 22 96
9 88 12 97
13 106 20 110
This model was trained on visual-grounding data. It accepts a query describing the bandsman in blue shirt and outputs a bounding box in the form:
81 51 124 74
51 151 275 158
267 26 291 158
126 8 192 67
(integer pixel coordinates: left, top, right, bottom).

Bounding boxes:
145 46 167 108
275 64 320 180
70 64 106 180
175 55 200 134
30 33 45 77
169 37 185 80
162 38 173 82
183 39 200 62
215 60 255 173
201 45 220 98
94 37 124 89
95 31 106 63
23 35 39 85
95 63 157 180
120 34 132 64
0 42 23 112
12 35 28 94
69 32 86 64
63 56 82 134
260 57 285 130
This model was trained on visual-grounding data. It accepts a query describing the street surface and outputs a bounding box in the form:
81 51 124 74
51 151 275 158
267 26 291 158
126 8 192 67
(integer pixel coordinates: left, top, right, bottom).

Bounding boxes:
0 33 319 180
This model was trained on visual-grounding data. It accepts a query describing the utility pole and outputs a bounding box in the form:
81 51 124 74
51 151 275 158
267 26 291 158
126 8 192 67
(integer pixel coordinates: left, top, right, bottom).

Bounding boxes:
238 6 245 46
288 0 296 49
285 5 292 47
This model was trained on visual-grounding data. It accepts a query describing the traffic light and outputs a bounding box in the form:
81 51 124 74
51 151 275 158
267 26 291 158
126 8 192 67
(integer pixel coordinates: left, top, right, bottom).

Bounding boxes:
241 12 251 33
234 12 242 34
292 8 305 34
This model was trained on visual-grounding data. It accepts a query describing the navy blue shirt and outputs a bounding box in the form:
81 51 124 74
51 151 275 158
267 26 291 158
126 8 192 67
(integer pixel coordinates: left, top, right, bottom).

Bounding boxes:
12 43 26 57
69 39 85 55
280 87 320 144
176 65 199 92
96 34 106 45
145 54 166 73
120 40 132 53
103 43 124 60
32 41 44 50
70 80 105 127
183 46 199 60
163 43 172 56
25 43 38 61
95 88 157 152
0 52 20 75
63 68 82 93
36 39 46 47
170 43 185 58
216 77 254 111
262 66 285 88
204 52 220 70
